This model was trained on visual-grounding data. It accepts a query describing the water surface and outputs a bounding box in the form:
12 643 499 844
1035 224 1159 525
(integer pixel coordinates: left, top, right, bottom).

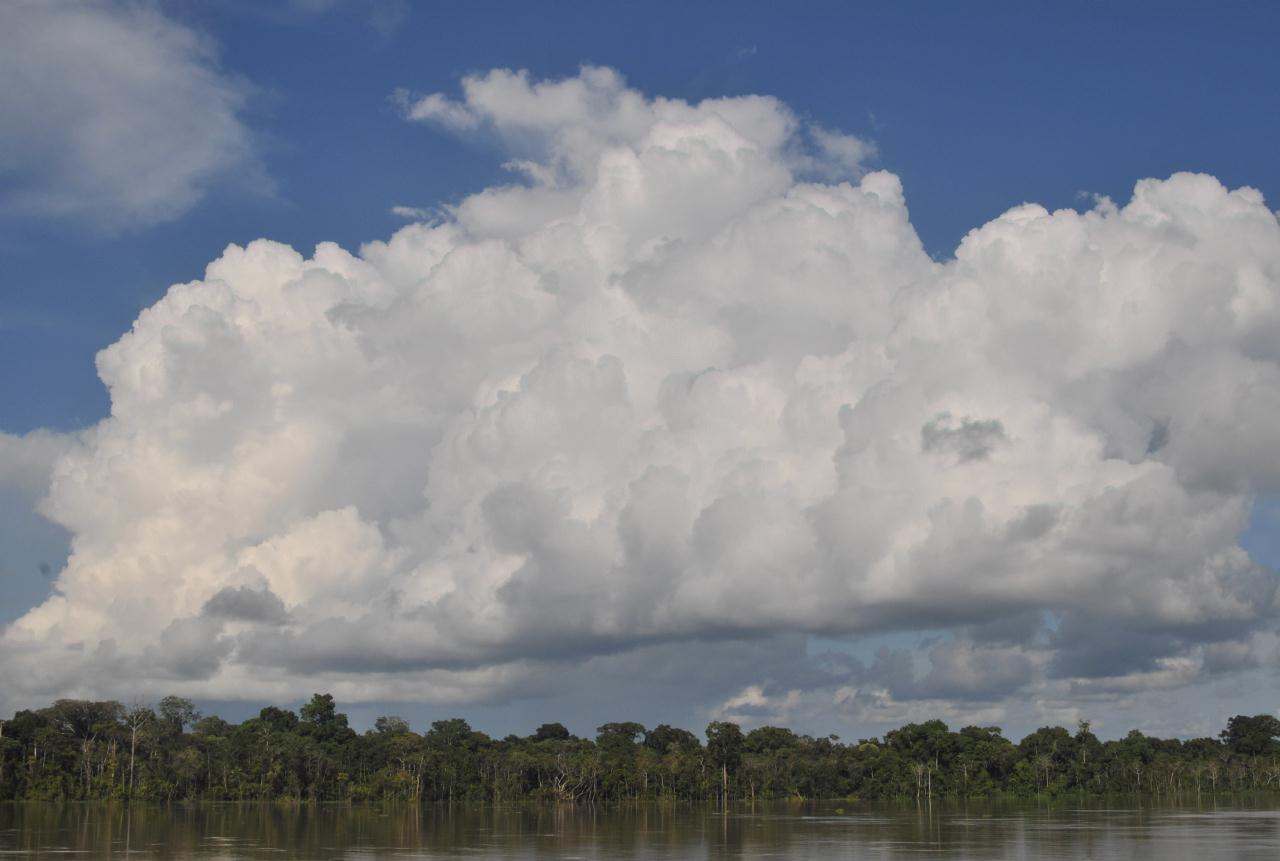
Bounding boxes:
3 799 1279 859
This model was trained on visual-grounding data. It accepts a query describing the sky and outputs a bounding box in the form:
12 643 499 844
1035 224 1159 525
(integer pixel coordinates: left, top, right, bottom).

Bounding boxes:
1 0 1280 742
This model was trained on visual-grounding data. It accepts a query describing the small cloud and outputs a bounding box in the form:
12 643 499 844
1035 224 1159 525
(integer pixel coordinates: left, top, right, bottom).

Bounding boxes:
502 159 556 186
710 685 801 726
395 89 480 130
391 205 433 221
810 126 877 178
722 684 769 710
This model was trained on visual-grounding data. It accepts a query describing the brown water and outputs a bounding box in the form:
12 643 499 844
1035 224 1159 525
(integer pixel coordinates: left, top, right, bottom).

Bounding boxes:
2 800 1279 859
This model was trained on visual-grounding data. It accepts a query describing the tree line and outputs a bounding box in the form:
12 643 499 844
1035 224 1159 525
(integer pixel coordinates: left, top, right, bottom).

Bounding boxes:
1 695 1278 802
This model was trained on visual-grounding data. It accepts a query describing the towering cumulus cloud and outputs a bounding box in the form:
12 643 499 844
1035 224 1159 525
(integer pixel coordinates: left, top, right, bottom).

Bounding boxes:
4 68 1280 726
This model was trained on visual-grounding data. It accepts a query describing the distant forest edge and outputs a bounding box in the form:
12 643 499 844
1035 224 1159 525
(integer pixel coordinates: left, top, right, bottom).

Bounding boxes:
2 695 1279 802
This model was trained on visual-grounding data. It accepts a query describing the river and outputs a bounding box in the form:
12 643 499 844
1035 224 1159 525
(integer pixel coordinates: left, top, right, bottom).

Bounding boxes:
3 799 1279 859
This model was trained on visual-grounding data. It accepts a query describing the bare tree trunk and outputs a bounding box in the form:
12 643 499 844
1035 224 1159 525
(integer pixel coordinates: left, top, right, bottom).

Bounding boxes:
129 726 138 795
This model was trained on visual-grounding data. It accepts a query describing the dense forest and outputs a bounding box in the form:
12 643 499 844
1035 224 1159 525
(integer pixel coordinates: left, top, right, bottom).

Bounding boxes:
2 695 1278 802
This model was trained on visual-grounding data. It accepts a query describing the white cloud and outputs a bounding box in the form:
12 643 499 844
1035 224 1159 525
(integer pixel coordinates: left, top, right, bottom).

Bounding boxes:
3 68 1280 728
803 126 878 179
396 65 873 192
390 204 433 220
0 1 261 229
709 685 803 727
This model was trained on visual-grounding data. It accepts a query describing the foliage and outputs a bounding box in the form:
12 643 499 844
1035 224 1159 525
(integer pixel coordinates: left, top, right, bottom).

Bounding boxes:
2 699 1278 802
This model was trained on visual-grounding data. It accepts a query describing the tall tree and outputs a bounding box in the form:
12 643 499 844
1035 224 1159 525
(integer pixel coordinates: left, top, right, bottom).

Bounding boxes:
123 703 154 797
1220 715 1280 756
43 699 124 797
705 721 744 804
158 696 199 733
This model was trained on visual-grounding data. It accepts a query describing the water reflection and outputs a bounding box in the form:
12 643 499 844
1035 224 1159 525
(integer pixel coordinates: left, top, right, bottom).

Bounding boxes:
2 799 1279 859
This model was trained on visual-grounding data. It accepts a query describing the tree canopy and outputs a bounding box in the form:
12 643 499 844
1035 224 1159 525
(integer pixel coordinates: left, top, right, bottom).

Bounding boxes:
2 698 1277 803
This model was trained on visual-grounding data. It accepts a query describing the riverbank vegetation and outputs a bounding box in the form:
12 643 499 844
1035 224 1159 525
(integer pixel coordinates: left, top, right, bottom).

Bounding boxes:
1 695 1277 802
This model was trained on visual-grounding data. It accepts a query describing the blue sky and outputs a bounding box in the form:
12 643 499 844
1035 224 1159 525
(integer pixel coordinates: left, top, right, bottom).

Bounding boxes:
2 0 1280 739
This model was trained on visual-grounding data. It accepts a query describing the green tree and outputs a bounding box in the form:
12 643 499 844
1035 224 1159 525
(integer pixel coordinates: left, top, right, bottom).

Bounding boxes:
374 716 411 735
423 718 486 801
300 694 349 733
158 696 200 733
1220 714 1280 756
645 724 699 754
705 721 744 803
42 699 124 798
257 706 298 733
532 722 572 742
596 722 646 744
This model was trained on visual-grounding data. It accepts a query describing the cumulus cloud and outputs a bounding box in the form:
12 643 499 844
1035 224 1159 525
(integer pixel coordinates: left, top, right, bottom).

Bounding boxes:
394 65 874 192
0 1 261 229
3 67 1280 727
